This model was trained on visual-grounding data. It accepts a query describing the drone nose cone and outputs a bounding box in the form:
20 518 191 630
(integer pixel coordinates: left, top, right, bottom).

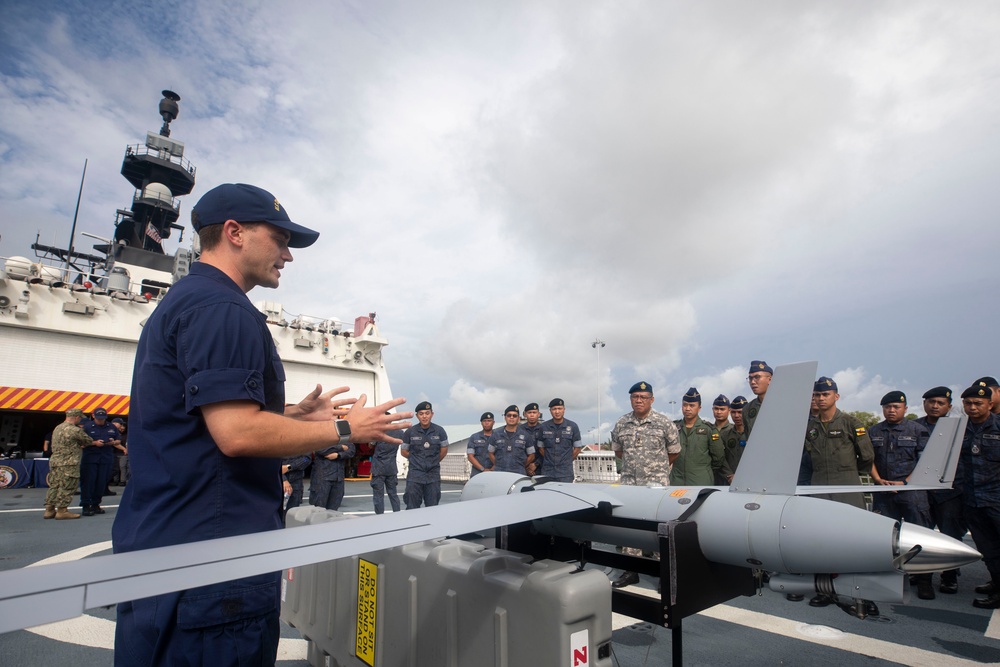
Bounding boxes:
898 523 982 573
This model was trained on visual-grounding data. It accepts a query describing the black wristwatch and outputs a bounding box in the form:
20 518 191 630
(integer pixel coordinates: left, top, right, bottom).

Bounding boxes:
335 419 352 441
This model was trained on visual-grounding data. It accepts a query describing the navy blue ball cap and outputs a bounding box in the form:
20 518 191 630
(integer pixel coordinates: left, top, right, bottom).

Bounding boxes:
962 385 993 400
880 391 906 406
730 396 748 409
683 387 701 403
415 401 432 412
112 417 124 424
548 398 564 408
713 394 730 407
192 183 320 248
922 386 952 401
480 412 494 421
629 381 653 394
748 360 773 375
814 376 838 392
94 407 108 418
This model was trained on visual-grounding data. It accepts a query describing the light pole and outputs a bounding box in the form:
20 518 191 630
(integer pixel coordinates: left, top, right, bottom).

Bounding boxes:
592 339 605 446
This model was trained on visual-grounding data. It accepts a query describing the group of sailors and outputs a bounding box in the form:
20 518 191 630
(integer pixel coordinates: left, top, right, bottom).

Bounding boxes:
606 360 1000 610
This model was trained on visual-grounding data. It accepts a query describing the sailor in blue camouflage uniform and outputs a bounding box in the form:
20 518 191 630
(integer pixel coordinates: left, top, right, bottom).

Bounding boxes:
671 388 728 486
490 405 536 475
868 391 934 599
719 395 749 483
467 412 496 477
402 401 449 509
310 439 355 510
538 398 583 483
370 427 404 514
80 407 119 516
522 402 543 475
958 384 1000 609
112 183 409 667
917 386 966 594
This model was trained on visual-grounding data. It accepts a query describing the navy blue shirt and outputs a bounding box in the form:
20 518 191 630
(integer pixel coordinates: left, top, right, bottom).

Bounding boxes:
370 429 404 477
402 423 449 482
960 413 1000 508
869 419 929 481
466 430 495 476
113 262 286 554
314 441 356 481
489 426 535 474
538 418 582 480
82 420 119 464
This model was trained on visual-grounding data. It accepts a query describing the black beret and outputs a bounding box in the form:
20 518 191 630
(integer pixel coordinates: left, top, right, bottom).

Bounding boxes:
504 405 520 415
922 386 952 401
713 394 730 407
629 381 653 394
548 398 564 408
976 376 1000 388
962 385 993 400
415 401 433 412
880 391 906 406
480 412 494 421
814 377 837 392
730 396 748 409
682 387 701 404
524 402 540 412
748 360 773 375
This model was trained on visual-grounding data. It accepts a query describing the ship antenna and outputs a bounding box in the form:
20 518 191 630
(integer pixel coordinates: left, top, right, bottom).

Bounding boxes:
159 90 181 137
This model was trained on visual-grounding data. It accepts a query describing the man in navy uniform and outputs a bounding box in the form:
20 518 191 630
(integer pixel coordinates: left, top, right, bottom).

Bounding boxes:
370 424 405 514
523 402 543 475
917 386 966 593
310 439 355 510
467 412 496 477
401 401 449 509
490 405 536 475
958 384 1000 608
80 407 119 516
538 398 583 483
868 391 934 599
975 376 1000 414
112 183 409 666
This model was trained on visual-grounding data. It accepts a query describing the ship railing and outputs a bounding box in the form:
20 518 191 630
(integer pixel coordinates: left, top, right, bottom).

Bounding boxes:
132 188 182 213
124 143 197 177
1 254 168 302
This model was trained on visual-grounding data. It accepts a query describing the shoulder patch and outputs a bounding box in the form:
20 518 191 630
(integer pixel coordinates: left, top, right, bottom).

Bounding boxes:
855 427 866 437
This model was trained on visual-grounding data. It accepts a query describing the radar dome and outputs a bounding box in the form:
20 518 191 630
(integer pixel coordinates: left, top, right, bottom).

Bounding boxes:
3 256 32 279
141 182 173 205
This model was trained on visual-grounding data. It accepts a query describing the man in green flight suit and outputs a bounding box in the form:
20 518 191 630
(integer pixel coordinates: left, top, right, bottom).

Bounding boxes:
671 387 729 486
804 376 874 509
43 408 92 520
804 376 876 612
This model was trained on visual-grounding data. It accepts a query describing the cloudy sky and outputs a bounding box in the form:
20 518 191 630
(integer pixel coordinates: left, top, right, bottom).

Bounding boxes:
2 1 998 439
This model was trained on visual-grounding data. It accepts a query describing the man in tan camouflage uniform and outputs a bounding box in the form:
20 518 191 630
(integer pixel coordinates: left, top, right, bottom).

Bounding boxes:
43 408 92 520
609 381 681 588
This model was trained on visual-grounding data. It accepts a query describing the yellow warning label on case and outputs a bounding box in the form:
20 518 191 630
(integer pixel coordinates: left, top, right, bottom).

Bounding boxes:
356 559 378 666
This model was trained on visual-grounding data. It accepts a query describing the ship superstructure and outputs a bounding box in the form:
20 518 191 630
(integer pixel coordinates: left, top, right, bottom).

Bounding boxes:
0 92 392 456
